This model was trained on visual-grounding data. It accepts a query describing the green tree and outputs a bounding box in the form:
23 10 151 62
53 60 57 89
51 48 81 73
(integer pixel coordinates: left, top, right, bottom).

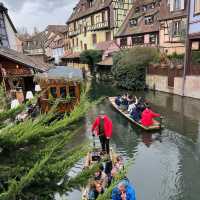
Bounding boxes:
112 47 159 90
80 50 103 74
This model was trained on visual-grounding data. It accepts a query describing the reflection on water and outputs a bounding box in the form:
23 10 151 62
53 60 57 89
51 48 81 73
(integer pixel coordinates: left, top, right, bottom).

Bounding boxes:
61 81 200 200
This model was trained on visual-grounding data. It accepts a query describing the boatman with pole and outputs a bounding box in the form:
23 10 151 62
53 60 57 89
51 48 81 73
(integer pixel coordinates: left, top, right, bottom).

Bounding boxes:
92 111 113 154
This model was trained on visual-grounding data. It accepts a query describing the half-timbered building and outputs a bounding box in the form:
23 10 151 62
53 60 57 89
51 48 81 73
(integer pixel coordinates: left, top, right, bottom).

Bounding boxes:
159 0 188 54
115 0 161 48
0 3 21 51
66 0 133 53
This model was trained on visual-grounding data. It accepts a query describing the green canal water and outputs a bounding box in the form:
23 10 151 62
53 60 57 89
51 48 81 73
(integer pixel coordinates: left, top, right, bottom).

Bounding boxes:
60 81 200 200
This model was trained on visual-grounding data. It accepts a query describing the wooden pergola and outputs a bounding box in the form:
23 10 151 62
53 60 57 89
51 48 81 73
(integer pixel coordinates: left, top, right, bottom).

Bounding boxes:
35 66 83 113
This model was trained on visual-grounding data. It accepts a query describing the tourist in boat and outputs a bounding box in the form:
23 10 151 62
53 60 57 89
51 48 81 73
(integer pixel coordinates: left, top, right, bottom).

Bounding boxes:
141 105 160 127
128 96 138 114
120 94 129 110
94 164 108 189
104 159 113 186
115 95 122 106
88 181 104 200
136 97 147 113
92 111 113 154
111 156 124 180
130 106 141 122
112 179 136 200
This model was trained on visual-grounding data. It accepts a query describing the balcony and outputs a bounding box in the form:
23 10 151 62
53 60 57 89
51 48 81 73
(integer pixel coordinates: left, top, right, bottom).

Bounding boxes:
68 29 81 37
87 21 109 31
24 48 44 55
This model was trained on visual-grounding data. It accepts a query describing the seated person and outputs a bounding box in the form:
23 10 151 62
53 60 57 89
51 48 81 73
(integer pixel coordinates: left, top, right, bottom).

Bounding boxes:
141 105 160 127
112 179 136 200
88 182 104 200
120 94 129 110
94 165 108 189
115 95 122 106
114 156 124 171
127 95 133 105
128 96 138 114
104 158 113 186
111 156 124 180
130 106 141 122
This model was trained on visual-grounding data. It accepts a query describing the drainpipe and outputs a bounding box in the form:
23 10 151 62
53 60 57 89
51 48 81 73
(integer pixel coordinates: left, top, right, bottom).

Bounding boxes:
182 0 191 97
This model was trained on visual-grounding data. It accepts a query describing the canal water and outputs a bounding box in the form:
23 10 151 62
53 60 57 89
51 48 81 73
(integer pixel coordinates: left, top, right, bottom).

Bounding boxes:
60 81 200 200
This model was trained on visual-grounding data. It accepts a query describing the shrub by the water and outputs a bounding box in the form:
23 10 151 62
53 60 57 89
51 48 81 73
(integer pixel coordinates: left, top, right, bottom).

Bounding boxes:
112 47 159 90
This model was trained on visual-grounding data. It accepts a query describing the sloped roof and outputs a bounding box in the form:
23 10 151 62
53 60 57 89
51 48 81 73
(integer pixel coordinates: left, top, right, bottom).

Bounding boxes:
45 25 67 33
67 0 112 23
0 47 49 72
116 0 160 37
97 56 113 66
159 0 188 21
35 66 83 81
96 40 119 51
0 3 17 33
62 52 80 59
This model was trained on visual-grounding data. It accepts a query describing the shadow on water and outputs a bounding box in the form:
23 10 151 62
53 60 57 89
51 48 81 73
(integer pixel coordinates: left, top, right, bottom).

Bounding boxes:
58 81 200 200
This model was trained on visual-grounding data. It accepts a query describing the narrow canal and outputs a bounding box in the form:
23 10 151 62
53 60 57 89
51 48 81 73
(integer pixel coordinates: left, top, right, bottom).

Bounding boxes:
63 81 200 200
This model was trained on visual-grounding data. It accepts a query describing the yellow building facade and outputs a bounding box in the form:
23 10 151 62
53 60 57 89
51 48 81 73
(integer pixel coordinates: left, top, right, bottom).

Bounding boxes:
66 0 133 53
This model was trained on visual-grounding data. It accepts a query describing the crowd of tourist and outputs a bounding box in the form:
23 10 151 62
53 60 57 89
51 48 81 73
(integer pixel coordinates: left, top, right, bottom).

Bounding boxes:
115 94 160 127
86 155 136 200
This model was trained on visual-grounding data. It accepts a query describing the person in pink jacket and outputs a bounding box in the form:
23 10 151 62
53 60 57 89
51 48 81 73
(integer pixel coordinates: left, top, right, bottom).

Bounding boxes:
92 111 113 154
141 105 160 127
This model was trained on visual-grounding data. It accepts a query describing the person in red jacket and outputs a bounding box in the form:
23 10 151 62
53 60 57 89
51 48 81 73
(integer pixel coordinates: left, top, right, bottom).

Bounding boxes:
141 105 160 127
92 111 113 154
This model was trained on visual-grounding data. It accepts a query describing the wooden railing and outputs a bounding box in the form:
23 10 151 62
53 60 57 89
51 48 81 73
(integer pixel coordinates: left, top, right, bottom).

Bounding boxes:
87 21 109 31
147 64 200 76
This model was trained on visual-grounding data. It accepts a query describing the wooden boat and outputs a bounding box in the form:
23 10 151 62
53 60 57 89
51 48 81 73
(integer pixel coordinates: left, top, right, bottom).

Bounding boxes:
109 97 162 131
82 148 117 200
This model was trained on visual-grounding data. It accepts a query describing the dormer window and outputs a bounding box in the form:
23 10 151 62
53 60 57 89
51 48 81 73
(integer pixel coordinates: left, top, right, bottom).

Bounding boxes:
129 18 138 27
144 16 154 25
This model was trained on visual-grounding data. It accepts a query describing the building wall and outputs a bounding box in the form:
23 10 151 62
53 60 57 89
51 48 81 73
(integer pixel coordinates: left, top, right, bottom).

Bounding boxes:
146 74 200 99
52 47 64 64
3 13 17 50
67 0 132 53
159 18 186 55
117 33 159 47
189 0 200 34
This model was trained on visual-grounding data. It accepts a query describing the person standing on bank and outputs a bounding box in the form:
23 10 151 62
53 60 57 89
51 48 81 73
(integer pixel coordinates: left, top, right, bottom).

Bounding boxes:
92 111 113 154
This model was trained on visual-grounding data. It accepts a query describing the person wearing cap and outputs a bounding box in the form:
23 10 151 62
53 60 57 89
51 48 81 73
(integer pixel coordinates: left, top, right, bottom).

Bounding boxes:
92 111 113 154
112 179 136 200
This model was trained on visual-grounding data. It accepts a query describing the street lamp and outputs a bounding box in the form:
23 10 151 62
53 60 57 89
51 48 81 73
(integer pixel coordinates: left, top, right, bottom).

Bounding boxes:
26 91 34 100
35 84 41 92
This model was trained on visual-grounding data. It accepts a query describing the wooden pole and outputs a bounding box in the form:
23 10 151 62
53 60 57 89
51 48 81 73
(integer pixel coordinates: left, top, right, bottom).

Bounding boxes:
182 0 191 97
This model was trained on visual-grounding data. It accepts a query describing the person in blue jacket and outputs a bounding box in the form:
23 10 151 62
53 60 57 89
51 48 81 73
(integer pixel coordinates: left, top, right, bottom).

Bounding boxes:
111 179 136 200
